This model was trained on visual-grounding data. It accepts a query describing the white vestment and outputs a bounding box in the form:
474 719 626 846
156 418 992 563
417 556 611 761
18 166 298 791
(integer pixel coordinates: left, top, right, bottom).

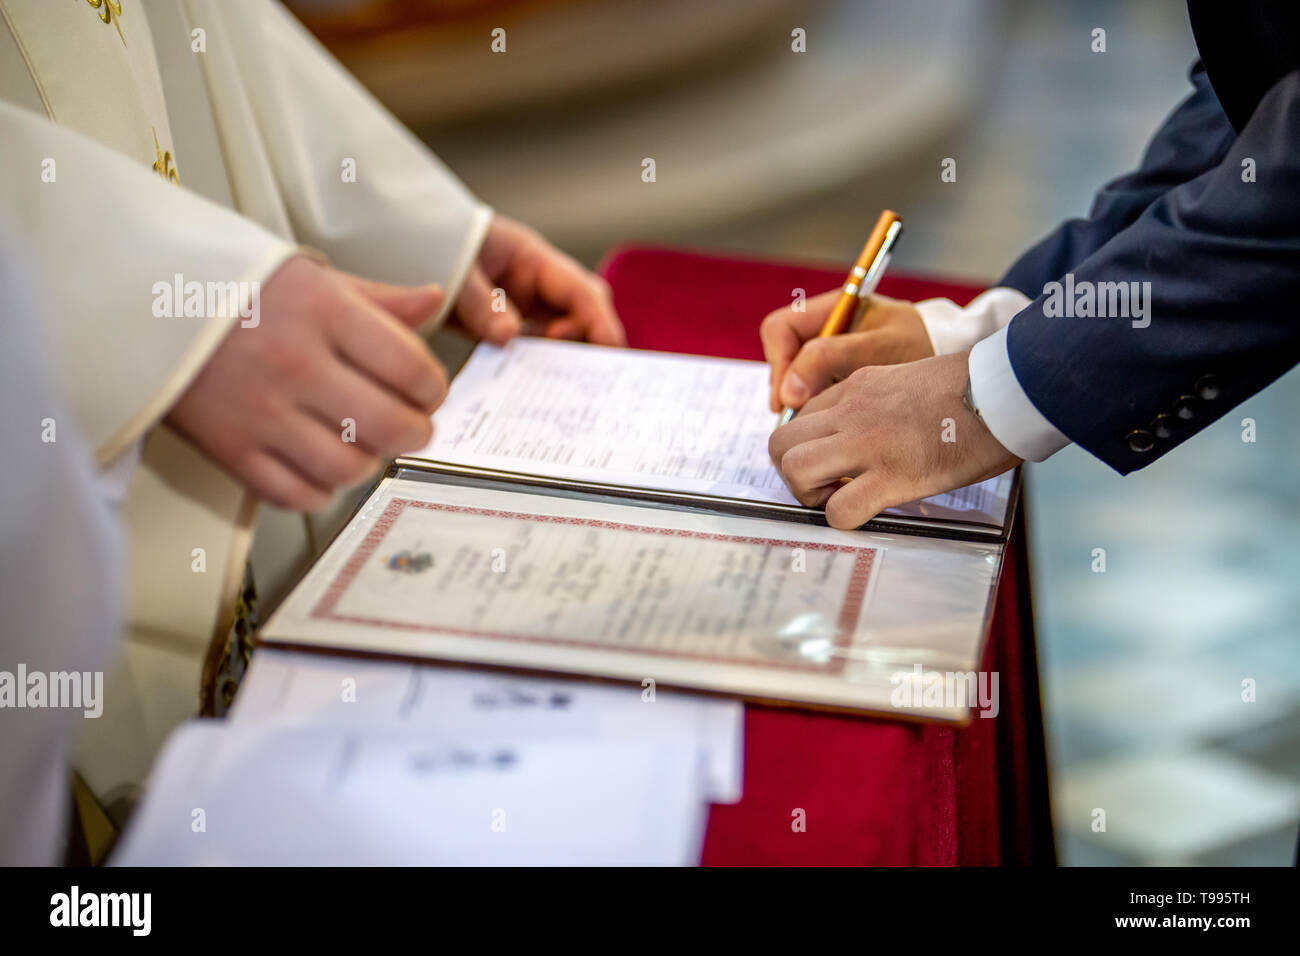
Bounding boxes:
0 0 491 803
0 233 121 864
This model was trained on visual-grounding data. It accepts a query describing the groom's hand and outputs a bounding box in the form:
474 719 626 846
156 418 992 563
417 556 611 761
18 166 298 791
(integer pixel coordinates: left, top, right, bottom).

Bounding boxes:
768 351 1021 529
761 291 934 412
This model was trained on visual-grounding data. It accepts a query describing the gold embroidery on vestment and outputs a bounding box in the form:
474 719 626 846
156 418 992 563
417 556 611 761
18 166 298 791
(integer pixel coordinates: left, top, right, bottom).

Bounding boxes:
86 0 126 48
151 128 180 184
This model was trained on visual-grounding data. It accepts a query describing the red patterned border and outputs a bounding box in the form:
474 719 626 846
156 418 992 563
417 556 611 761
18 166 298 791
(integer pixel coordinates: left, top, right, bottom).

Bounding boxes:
309 498 877 673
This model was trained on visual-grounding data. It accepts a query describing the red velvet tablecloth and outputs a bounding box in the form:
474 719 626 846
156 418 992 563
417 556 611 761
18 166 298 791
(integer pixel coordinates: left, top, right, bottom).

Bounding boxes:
597 246 1054 865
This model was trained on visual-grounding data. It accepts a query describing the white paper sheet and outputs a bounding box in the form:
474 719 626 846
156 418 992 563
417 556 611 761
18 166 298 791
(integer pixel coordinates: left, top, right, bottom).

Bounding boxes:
231 649 744 804
112 721 708 866
416 339 1012 525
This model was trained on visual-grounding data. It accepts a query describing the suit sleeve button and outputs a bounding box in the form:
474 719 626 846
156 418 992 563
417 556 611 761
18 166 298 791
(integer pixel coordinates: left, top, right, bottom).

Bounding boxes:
1173 395 1200 420
1195 374 1221 400
1127 429 1156 452
1152 413 1178 439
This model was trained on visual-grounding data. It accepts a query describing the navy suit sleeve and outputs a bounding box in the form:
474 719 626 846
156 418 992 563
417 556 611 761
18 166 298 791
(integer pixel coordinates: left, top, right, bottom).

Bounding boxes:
1005 68 1300 474
1000 61 1236 295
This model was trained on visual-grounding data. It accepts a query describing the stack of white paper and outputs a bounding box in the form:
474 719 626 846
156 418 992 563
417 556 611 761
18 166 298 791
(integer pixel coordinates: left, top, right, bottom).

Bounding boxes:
229 650 743 803
112 652 742 866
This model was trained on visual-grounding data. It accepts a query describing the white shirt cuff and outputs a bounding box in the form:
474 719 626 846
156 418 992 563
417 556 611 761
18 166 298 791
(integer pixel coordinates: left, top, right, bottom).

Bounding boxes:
968 325 1071 462
916 286 1031 356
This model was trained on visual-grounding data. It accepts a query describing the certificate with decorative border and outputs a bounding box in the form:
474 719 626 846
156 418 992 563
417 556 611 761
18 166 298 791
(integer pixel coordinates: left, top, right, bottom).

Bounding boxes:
308 498 877 675
262 475 1001 720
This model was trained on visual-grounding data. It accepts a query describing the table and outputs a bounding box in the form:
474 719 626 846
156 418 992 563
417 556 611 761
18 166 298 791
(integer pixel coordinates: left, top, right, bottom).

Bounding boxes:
598 246 1055 865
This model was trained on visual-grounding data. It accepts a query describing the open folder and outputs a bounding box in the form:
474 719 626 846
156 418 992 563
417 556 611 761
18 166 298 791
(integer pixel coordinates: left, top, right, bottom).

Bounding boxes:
259 339 1019 722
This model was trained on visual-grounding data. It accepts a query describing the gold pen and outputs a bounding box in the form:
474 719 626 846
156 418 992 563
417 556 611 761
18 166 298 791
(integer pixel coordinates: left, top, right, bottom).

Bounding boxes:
777 210 903 426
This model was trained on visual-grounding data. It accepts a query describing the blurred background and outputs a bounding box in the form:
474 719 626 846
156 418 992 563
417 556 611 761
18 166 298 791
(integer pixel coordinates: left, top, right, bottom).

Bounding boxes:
287 0 1300 864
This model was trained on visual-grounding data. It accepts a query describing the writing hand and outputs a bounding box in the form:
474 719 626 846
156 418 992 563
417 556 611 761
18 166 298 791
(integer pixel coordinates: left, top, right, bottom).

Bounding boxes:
768 351 1021 529
761 291 934 412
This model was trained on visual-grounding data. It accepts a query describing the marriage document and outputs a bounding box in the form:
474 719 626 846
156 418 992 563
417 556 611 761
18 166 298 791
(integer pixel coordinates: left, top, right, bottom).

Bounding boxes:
262 476 998 717
309 495 875 671
414 339 1013 526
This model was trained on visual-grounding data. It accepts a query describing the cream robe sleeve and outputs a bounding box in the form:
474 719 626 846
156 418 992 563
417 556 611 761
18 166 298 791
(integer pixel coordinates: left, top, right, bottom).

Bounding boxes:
181 0 493 315
0 99 299 466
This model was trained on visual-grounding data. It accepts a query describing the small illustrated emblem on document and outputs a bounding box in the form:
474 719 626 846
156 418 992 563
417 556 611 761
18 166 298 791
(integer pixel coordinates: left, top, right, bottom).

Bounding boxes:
386 549 434 574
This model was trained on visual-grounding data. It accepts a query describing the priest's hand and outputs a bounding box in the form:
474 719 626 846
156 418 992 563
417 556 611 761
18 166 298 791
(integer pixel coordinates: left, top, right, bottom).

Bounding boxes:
760 291 934 413
165 256 448 511
452 215 625 346
767 351 1021 530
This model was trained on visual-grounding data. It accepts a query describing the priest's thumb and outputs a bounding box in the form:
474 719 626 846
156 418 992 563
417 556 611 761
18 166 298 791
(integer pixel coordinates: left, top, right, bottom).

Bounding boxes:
343 272 446 330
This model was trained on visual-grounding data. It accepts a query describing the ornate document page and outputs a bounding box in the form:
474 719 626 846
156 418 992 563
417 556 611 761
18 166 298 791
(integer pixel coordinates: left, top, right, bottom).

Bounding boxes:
262 476 1002 718
311 497 875 671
